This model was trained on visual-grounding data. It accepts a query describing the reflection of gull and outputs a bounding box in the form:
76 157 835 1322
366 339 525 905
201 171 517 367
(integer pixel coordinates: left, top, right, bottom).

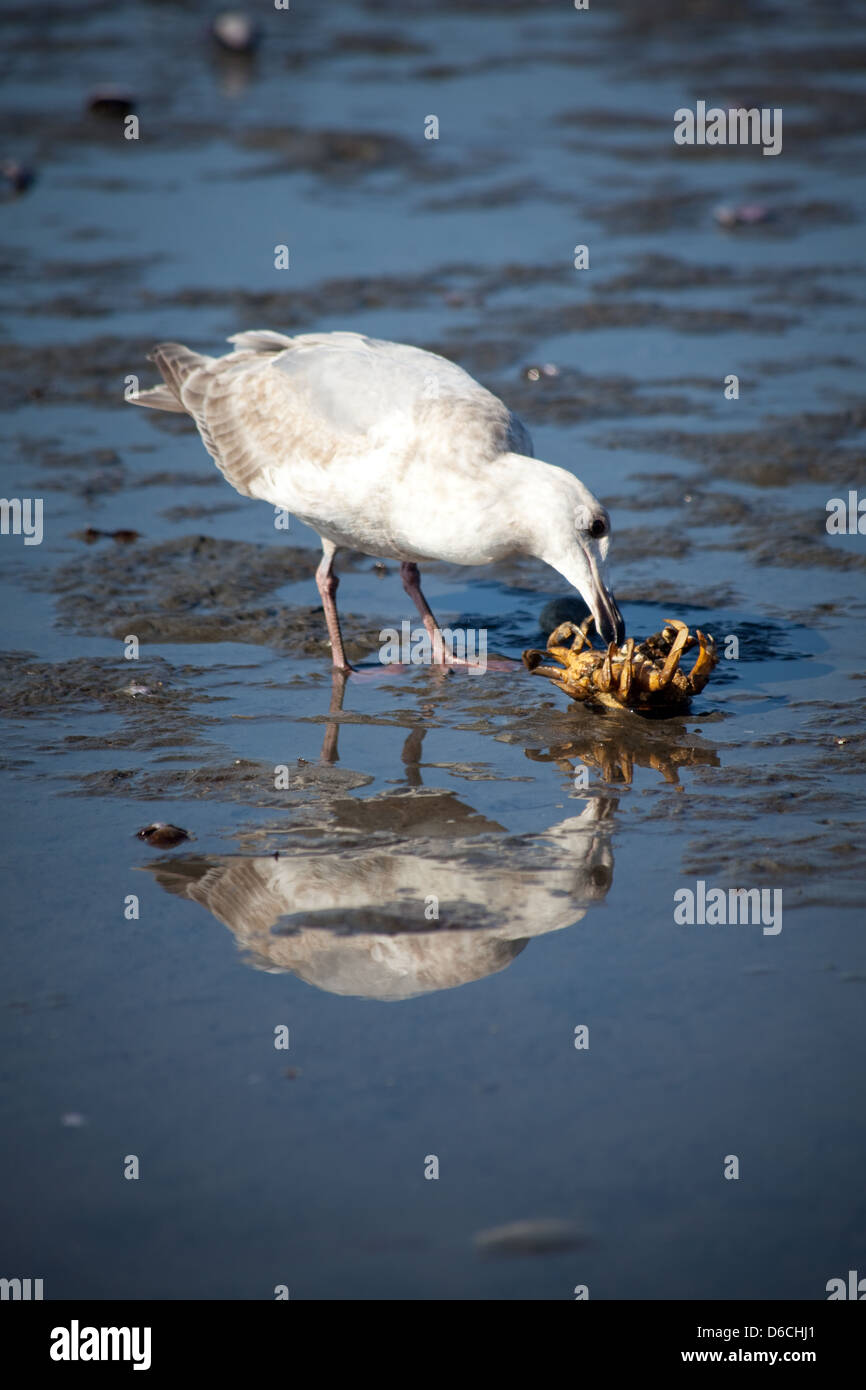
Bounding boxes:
129 331 624 670
146 800 614 1001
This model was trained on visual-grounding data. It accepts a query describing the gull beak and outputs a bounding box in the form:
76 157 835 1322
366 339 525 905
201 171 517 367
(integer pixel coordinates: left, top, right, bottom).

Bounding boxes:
593 584 625 647
582 546 625 647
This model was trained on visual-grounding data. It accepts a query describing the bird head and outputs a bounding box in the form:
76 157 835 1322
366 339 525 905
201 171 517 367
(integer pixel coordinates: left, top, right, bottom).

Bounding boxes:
535 474 625 647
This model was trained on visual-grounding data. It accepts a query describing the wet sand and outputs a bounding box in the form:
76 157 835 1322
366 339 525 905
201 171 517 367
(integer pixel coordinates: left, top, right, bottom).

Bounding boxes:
0 0 864 1299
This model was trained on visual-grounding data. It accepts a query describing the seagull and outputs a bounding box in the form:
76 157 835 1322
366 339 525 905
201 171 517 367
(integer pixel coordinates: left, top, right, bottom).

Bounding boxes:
129 330 624 670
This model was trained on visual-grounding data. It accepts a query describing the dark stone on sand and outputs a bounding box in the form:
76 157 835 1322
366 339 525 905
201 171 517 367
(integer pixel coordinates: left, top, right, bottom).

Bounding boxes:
136 823 191 848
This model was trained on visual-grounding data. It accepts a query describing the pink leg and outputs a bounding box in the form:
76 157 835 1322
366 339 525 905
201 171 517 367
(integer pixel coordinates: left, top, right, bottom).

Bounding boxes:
316 541 351 672
400 561 451 664
399 561 517 673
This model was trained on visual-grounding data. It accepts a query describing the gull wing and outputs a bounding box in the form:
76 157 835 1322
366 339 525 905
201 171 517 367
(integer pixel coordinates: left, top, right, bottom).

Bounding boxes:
136 333 532 499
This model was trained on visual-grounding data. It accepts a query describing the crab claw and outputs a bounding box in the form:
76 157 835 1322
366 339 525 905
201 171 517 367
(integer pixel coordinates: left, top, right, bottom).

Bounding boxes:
523 649 575 689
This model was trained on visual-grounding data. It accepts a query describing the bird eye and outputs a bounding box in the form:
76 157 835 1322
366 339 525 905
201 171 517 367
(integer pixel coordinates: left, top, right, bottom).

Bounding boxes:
589 516 608 539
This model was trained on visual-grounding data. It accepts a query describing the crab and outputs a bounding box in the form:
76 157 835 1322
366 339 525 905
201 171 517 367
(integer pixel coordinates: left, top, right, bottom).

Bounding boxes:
523 617 717 712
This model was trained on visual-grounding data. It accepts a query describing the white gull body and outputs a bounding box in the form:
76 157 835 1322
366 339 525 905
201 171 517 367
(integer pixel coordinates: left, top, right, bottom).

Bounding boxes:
130 330 624 668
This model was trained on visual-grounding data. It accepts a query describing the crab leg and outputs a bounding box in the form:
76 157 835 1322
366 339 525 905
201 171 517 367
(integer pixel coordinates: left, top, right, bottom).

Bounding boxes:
597 643 615 692
547 618 594 655
617 637 635 700
686 629 717 692
523 649 559 677
546 644 583 671
526 662 574 684
643 619 690 691
522 650 585 694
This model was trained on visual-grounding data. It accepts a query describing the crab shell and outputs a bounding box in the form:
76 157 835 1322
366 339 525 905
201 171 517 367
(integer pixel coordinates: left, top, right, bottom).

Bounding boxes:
523 617 718 711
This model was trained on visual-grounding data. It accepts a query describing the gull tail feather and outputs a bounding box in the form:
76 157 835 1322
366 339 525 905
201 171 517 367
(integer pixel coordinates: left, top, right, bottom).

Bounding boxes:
127 342 212 413
130 383 187 413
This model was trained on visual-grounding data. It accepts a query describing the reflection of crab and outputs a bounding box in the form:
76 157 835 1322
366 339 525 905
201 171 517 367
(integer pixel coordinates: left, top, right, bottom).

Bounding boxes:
525 737 719 786
523 617 718 711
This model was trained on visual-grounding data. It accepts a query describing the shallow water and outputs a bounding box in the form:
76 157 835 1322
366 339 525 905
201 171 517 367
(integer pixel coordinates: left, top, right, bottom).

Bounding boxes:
1 0 865 1300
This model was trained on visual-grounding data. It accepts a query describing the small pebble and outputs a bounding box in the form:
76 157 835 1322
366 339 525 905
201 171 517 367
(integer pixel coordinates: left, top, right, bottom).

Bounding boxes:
0 159 35 195
473 1218 588 1257
79 527 140 543
714 202 774 228
86 87 136 119
136 823 190 848
211 11 261 54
